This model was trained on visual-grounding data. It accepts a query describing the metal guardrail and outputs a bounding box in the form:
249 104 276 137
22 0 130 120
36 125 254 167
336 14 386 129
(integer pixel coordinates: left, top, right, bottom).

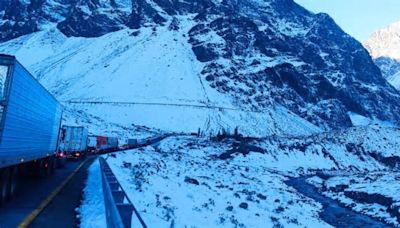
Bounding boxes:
99 157 147 228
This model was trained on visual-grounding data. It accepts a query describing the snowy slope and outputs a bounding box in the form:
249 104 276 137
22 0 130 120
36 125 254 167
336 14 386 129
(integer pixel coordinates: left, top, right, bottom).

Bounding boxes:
105 137 329 227
1 0 400 133
76 159 107 228
101 126 400 227
365 21 400 90
0 18 321 137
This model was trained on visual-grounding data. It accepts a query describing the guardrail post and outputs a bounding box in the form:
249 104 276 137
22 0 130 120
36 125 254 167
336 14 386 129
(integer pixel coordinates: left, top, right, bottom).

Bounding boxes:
99 157 147 228
117 204 134 228
109 182 120 191
112 191 125 203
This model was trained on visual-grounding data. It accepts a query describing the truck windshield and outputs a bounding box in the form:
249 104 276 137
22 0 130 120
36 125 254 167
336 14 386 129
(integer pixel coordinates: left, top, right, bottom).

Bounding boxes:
0 65 8 100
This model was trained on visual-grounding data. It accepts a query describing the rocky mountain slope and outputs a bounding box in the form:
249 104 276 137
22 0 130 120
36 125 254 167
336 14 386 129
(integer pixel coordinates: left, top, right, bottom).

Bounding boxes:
365 21 400 90
1 0 399 135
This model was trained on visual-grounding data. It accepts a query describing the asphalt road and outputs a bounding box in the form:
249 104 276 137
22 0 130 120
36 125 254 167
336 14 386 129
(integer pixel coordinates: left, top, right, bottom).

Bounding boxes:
0 158 94 228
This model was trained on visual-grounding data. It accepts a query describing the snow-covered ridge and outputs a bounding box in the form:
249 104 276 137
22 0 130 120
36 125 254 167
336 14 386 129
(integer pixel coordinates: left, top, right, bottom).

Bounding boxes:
365 21 400 61
365 20 400 90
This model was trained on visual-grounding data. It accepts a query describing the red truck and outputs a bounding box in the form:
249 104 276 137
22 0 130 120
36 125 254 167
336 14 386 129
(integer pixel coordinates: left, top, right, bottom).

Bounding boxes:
88 136 118 154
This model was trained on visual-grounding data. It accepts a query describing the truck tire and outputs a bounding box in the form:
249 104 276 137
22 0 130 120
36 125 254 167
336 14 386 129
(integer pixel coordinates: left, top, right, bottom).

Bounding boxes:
0 168 11 204
9 167 19 199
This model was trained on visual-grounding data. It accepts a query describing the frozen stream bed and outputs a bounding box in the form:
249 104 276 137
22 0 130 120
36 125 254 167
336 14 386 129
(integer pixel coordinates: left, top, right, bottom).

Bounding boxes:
286 176 393 228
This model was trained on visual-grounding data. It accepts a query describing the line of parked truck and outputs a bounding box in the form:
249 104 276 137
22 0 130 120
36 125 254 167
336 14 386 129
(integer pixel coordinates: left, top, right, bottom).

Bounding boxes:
0 54 132 204
58 126 120 163
119 136 163 150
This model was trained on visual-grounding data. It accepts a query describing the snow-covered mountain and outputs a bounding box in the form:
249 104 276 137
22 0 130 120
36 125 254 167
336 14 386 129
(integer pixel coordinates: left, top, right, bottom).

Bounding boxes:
1 0 399 136
365 21 400 90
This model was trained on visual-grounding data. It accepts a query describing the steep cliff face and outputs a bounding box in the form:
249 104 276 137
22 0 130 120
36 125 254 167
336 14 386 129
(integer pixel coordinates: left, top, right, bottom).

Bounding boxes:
1 0 399 133
365 21 400 90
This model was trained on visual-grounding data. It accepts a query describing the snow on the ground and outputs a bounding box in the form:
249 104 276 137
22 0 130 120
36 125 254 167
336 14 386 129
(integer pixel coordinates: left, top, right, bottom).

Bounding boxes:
349 112 371 126
104 136 329 227
325 173 400 202
74 125 400 227
67 102 321 138
307 172 400 227
348 112 398 128
251 126 400 174
96 126 400 227
77 159 107 228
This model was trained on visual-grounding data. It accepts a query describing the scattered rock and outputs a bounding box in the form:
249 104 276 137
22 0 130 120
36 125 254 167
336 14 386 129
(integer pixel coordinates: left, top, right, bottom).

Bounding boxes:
239 202 248 209
123 161 132 168
257 193 267 200
274 206 285 213
184 177 200 185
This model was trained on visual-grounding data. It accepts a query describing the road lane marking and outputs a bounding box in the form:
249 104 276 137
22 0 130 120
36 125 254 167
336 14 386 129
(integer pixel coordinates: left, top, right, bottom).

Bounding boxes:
18 159 89 228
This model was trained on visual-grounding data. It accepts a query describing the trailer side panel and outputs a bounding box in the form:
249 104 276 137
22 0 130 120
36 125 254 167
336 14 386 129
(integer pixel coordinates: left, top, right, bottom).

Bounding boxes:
0 59 62 168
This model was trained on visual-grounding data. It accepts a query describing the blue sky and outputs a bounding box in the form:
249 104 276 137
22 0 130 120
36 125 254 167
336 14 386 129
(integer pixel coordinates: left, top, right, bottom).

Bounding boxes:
294 0 400 42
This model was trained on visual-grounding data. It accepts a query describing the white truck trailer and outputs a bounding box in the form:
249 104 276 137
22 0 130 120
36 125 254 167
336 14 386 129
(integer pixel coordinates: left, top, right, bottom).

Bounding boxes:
0 54 63 203
59 126 88 159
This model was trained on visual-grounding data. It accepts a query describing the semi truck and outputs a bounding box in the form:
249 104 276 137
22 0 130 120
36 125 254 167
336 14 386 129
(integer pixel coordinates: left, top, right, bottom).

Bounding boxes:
59 126 88 159
0 54 63 203
88 135 119 153
127 139 138 148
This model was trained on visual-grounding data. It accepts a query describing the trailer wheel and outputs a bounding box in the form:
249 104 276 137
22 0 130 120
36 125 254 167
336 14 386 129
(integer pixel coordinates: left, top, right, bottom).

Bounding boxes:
9 167 19 199
0 168 11 204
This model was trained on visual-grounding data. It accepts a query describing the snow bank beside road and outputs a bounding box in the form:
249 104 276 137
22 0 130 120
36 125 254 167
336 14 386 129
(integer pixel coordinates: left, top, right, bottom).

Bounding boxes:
77 159 106 228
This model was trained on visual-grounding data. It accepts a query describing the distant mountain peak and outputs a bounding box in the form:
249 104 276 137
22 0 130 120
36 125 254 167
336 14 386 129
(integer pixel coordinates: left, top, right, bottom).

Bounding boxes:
365 20 400 90
365 21 400 60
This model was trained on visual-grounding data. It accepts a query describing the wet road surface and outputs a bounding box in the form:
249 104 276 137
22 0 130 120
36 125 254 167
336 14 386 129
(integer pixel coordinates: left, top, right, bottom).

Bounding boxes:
0 158 94 228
